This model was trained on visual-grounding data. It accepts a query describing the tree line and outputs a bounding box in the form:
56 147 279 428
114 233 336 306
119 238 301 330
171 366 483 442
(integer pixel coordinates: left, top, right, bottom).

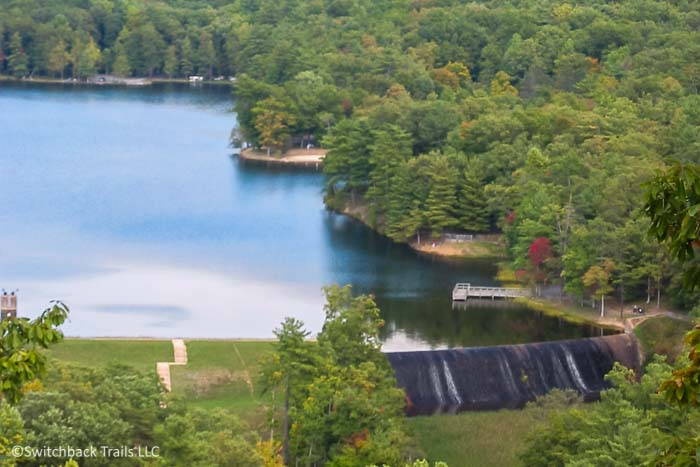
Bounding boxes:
0 0 240 80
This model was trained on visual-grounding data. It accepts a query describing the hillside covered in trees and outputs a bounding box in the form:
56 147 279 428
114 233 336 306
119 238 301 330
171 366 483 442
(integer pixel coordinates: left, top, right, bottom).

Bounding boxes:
2 0 700 310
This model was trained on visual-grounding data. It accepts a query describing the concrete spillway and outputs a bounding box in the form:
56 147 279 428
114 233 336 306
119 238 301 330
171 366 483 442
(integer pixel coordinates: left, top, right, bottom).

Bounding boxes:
385 334 638 415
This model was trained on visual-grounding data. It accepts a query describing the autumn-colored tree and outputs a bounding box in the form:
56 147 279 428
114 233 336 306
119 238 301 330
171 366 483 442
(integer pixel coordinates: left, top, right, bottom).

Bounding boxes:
528 236 553 284
529 237 553 268
253 97 297 156
47 41 70 79
490 71 518 96
583 259 616 317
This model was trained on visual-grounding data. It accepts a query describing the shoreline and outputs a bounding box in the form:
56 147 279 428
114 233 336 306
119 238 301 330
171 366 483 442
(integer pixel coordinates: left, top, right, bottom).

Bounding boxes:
238 147 326 167
0 75 233 86
339 204 504 261
514 296 625 331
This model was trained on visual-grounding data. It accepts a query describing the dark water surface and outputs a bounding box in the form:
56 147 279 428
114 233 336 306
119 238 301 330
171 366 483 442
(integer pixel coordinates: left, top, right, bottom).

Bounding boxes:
0 82 609 349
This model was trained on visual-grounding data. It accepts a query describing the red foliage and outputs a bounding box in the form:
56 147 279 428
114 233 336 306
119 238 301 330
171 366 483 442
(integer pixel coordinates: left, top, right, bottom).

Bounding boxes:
514 269 529 281
504 210 516 225
528 237 553 268
342 99 353 116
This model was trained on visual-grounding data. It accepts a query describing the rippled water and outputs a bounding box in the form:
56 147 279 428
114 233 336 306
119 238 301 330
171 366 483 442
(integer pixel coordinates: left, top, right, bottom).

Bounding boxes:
0 82 610 349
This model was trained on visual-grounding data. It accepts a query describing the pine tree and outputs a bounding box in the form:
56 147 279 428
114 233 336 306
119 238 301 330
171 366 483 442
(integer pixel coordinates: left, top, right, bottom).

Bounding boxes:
322 118 372 207
365 125 412 220
424 156 459 238
386 163 416 241
457 162 490 232
8 33 28 78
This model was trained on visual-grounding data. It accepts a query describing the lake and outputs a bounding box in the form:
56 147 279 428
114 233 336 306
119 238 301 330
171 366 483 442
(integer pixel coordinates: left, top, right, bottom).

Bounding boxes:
0 82 609 350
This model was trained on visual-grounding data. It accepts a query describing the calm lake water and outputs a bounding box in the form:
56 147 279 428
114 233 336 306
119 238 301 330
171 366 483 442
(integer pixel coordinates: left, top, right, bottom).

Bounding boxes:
0 82 609 349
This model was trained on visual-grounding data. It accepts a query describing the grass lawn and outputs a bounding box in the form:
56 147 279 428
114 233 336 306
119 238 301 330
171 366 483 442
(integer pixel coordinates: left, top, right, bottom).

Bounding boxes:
515 296 623 329
47 339 174 373
408 409 542 467
169 341 274 424
49 339 275 425
634 316 693 363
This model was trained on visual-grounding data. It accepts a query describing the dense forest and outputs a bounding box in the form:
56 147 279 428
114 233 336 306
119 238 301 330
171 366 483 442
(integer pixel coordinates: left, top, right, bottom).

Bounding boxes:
2 0 700 311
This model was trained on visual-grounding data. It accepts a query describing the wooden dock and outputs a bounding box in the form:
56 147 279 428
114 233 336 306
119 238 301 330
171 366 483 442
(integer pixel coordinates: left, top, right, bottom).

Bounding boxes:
452 283 530 301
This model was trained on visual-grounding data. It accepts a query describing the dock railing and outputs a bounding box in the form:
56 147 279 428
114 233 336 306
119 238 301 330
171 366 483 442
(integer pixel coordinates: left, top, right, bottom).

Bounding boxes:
452 283 530 301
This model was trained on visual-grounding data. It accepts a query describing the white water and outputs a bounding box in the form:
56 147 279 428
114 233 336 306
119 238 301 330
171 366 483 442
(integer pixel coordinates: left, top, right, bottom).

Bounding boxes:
428 362 446 410
564 348 589 392
442 359 463 406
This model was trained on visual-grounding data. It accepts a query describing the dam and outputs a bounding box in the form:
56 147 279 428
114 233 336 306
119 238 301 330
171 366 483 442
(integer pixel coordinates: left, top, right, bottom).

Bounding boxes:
386 334 638 415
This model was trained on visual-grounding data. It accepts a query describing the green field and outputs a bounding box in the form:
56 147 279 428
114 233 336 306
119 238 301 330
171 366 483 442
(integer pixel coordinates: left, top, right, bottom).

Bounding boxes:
48 339 274 426
47 339 174 373
408 409 543 467
170 341 273 418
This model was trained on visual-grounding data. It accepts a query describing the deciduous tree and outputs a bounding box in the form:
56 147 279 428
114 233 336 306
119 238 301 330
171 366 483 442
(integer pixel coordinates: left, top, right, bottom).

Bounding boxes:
0 302 69 404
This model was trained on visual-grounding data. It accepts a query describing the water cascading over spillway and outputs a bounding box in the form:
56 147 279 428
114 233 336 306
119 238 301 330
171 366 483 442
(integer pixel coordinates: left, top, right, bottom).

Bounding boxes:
385 334 639 415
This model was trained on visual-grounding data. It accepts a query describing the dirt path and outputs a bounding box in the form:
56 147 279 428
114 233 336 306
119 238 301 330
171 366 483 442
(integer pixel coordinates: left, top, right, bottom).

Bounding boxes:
156 339 188 392
233 343 255 397
624 310 691 334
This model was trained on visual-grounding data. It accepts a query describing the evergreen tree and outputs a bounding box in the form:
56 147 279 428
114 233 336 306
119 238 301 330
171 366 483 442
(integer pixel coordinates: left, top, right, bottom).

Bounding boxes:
386 159 429 243
8 33 28 78
138 23 164 77
424 155 459 238
457 161 490 232
365 125 412 221
322 118 372 207
259 317 317 464
386 163 416 241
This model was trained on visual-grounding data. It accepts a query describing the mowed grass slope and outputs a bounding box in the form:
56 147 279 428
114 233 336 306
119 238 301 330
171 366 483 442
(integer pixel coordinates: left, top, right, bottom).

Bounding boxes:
169 341 274 417
49 339 275 424
47 339 174 373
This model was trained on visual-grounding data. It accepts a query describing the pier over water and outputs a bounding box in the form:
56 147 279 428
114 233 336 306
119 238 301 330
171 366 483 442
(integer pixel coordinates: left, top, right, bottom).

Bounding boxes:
452 283 531 301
